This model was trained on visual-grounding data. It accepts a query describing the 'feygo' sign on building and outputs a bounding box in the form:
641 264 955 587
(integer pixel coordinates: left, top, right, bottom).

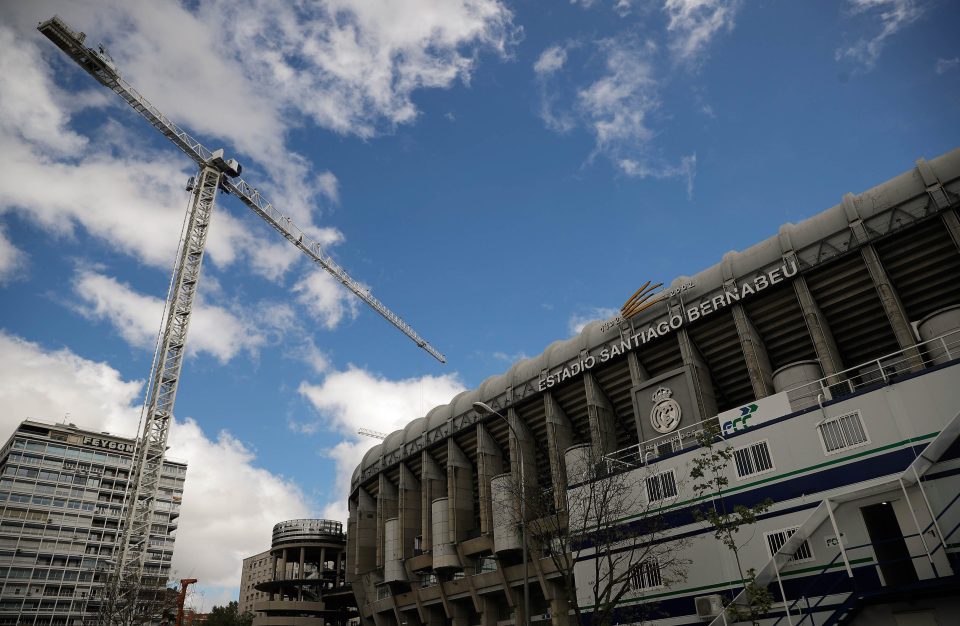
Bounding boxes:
82 436 136 453
538 259 799 392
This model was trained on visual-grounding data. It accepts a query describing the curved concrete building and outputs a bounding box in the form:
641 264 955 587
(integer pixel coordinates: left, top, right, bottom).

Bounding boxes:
348 150 960 626
253 519 357 626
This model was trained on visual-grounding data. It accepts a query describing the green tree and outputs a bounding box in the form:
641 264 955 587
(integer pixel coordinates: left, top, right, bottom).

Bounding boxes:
690 421 774 625
205 601 252 626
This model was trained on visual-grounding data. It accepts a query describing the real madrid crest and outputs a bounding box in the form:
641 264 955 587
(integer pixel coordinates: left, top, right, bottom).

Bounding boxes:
650 387 681 434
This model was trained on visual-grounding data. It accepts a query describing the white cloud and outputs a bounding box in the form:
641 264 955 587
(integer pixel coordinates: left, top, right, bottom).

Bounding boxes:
0 226 24 283
0 21 314 280
1 0 514 278
298 367 465 520
614 0 636 16
316 171 340 204
620 153 698 198
0 331 311 590
72 269 267 363
170 418 311 586
835 0 924 70
577 39 658 159
535 36 698 191
292 269 360 330
13 0 514 145
568 306 618 335
492 350 530 363
534 45 569 75
935 57 959 74
663 0 740 65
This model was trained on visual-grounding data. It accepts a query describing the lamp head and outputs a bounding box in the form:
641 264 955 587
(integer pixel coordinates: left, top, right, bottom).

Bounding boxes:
472 401 495 416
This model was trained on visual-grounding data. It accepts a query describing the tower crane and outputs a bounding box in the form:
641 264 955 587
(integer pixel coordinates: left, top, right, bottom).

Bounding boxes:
37 15 445 625
357 427 388 440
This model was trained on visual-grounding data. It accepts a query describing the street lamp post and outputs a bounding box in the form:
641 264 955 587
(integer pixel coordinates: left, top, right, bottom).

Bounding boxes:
474 401 530 626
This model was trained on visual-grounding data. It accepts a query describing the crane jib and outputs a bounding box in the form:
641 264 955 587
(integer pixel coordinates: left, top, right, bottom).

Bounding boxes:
37 15 445 364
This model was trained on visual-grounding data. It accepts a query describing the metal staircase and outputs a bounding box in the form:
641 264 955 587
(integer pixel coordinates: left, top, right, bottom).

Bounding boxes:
711 406 960 626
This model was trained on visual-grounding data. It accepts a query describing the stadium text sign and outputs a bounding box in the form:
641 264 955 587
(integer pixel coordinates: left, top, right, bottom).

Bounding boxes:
538 260 798 391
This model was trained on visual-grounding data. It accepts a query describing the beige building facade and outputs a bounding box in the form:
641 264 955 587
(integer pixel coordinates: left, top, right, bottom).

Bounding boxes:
239 549 271 617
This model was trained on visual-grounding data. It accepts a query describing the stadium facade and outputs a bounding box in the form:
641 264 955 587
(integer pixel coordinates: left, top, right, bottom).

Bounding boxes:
0 420 186 626
346 149 960 625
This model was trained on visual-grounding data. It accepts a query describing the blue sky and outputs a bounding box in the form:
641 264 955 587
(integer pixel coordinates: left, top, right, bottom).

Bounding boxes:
0 0 957 609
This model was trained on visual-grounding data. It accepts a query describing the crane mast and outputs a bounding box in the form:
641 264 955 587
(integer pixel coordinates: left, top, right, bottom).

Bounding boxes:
37 14 445 625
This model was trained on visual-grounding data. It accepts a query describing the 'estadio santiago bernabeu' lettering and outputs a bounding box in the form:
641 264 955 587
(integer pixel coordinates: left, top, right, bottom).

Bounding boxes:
538 260 798 392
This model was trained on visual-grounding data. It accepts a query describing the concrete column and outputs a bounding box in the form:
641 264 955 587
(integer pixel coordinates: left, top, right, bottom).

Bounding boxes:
862 244 922 367
779 225 844 381
476 424 504 534
942 209 960 254
270 555 278 600
732 304 775 399
844 193 922 370
543 392 572 514
355 487 377 574
723 253 775 399
449 599 471 626
507 408 537 510
674 316 719 419
280 548 287 585
421 451 445 549
626 352 650 442
584 372 617 456
447 438 474 542
377 475 398 568
479 597 499 626
793 274 844 380
398 463 421 559
298 547 305 599
549 580 570 626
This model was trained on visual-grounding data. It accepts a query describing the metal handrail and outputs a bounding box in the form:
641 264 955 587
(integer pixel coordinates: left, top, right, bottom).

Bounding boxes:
605 329 960 468
768 488 960 626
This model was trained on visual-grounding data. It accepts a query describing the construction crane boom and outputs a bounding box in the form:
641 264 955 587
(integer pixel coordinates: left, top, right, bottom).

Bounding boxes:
37 14 444 625
38 15 446 364
357 427 388 440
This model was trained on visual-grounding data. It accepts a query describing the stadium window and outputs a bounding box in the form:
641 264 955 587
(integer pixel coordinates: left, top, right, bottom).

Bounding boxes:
817 411 869 455
733 440 774 479
629 559 663 591
765 526 814 563
646 469 678 503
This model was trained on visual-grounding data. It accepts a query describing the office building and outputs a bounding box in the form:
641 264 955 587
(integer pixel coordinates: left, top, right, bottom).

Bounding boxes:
239 549 271 618
0 420 186 626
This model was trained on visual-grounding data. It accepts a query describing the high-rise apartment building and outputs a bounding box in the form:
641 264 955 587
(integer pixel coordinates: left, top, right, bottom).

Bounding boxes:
238 549 271 618
0 419 186 626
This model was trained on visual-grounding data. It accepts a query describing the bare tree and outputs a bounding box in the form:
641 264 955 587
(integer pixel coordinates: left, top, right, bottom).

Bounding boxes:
93 572 180 626
499 443 688 626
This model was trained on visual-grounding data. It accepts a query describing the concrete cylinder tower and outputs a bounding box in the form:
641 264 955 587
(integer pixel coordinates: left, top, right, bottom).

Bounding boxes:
254 519 357 626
